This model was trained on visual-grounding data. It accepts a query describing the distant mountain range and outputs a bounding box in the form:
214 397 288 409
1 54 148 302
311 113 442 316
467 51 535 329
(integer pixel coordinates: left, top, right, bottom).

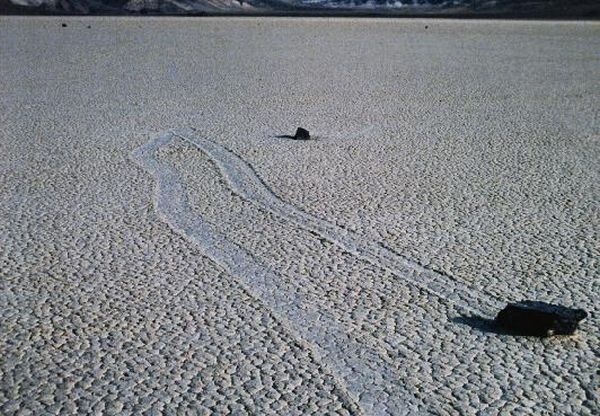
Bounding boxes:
2 0 599 17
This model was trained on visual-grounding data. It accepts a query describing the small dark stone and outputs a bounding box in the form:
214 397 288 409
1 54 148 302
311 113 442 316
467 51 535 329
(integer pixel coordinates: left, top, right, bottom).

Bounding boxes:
425 25 429 29
294 127 310 140
495 300 587 337
61 23 67 28
87 25 91 29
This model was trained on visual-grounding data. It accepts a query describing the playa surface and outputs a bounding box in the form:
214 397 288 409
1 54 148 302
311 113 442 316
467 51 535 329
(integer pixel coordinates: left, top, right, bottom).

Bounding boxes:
1 16 598 415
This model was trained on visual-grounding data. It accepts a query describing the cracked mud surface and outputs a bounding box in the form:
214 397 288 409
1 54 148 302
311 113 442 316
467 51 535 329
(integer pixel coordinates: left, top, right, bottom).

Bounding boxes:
2 16 599 415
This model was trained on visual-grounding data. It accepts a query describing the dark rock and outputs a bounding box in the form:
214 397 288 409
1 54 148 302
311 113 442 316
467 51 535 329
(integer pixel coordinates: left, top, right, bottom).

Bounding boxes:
495 300 587 337
61 23 67 27
294 127 310 140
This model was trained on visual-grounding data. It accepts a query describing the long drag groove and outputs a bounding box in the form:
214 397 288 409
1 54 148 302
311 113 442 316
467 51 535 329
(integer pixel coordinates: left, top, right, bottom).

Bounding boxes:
173 128 504 317
132 131 426 416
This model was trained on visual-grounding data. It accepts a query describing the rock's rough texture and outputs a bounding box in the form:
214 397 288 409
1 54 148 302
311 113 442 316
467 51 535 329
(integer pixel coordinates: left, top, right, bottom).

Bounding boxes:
495 301 588 337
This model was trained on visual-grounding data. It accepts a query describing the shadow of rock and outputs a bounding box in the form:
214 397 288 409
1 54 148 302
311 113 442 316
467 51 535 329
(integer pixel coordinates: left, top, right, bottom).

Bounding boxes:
274 134 322 142
452 314 526 336
453 315 504 334
275 127 312 141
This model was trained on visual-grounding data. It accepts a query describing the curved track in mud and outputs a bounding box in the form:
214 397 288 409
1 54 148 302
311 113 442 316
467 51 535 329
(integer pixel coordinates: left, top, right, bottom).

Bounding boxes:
132 129 506 415
171 128 503 315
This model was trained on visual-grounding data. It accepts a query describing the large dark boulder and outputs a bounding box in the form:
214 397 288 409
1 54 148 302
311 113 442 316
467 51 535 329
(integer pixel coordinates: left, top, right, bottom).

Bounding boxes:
495 301 587 337
294 127 310 140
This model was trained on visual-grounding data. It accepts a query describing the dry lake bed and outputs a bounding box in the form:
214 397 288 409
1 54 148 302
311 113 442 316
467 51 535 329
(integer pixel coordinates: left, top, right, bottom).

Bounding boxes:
1 16 599 415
